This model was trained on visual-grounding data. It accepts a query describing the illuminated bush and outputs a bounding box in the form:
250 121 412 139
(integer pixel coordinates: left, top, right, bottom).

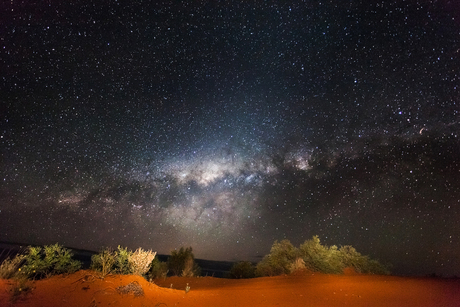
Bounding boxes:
91 246 157 277
167 247 201 277
299 236 344 274
257 236 390 276
255 239 299 276
91 248 117 278
229 261 256 279
129 248 156 276
20 244 81 279
106 246 130 275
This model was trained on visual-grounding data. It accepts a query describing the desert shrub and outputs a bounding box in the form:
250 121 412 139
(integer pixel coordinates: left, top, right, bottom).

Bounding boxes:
255 255 278 277
299 236 344 274
9 276 32 303
116 246 132 275
92 246 157 277
129 248 156 276
289 257 307 273
229 261 256 279
0 254 25 279
146 257 168 279
91 248 117 278
255 240 299 277
168 247 201 277
257 236 391 276
339 245 390 275
19 244 81 279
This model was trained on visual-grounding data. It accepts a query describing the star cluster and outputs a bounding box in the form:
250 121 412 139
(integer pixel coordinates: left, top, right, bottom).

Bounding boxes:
1 1 460 276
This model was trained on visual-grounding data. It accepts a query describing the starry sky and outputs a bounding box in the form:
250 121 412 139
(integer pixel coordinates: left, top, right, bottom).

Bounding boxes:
1 1 460 276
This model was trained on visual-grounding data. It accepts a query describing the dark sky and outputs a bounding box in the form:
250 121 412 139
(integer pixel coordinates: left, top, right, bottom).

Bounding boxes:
1 1 460 276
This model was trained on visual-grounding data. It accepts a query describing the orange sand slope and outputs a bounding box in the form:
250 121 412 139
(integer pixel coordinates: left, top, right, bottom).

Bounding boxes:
1 269 459 307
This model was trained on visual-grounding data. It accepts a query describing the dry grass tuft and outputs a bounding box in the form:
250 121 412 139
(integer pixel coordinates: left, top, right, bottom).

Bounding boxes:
116 281 144 297
289 258 306 273
0 254 25 279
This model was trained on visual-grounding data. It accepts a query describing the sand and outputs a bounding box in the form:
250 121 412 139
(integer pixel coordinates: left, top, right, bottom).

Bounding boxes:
1 269 459 306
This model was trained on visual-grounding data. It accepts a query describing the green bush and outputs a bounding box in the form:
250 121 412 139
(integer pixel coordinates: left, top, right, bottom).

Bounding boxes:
168 247 201 277
299 236 344 274
146 257 169 280
257 236 390 277
116 246 132 275
91 248 117 278
255 239 299 277
339 245 390 275
19 244 81 279
229 261 256 279
255 255 277 277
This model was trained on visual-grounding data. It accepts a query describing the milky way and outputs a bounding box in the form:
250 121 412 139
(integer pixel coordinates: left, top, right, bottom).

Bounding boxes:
1 1 460 276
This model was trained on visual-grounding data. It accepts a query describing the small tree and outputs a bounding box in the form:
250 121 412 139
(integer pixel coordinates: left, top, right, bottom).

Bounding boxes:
146 257 168 280
167 247 200 277
229 261 256 279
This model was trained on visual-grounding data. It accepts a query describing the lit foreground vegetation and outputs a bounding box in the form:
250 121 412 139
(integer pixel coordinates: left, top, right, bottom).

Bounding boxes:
0 236 389 301
232 236 390 278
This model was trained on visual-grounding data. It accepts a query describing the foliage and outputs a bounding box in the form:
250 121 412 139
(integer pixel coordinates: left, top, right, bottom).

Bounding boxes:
299 236 344 274
91 248 117 278
19 244 81 279
116 246 132 275
339 245 390 275
254 255 277 277
129 248 156 276
289 257 307 273
9 276 32 303
91 246 157 277
256 236 390 277
146 257 169 280
0 254 25 279
229 261 256 279
255 239 299 276
167 247 201 277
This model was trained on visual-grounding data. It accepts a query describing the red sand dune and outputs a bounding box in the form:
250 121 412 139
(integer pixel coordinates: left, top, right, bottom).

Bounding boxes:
1 269 459 306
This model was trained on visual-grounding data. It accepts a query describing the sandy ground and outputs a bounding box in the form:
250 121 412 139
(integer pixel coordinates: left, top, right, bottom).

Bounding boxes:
1 269 459 307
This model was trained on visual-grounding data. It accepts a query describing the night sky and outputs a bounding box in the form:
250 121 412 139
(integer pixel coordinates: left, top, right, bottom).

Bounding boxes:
1 1 460 276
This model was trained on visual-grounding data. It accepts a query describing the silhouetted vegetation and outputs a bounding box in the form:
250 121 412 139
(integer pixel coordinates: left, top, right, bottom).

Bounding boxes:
167 246 201 277
229 261 256 279
146 257 169 280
